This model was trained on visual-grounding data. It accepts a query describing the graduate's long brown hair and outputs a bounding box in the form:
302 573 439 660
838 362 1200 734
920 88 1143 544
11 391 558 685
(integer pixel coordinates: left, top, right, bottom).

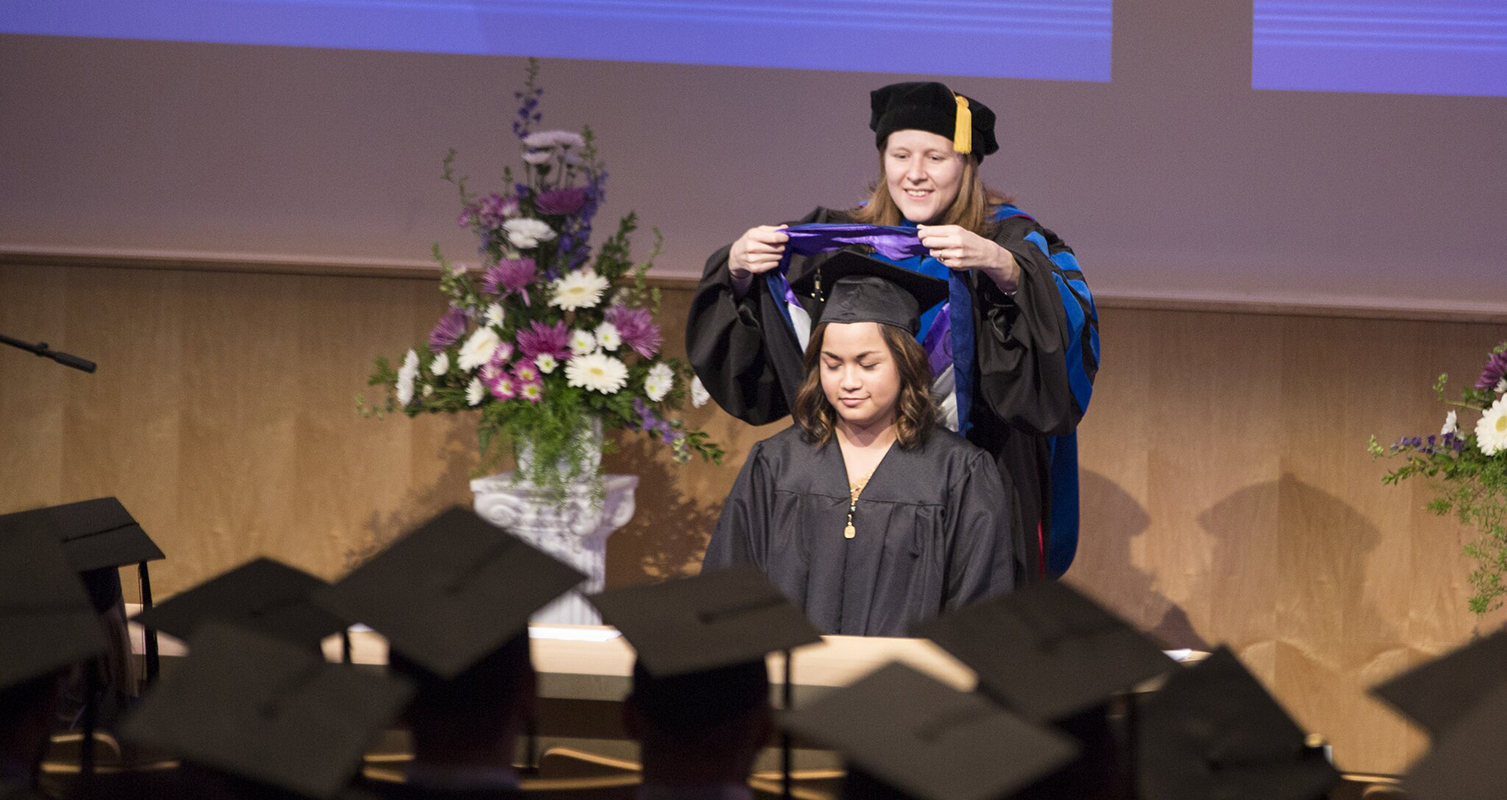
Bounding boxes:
793 322 937 450
848 145 1014 236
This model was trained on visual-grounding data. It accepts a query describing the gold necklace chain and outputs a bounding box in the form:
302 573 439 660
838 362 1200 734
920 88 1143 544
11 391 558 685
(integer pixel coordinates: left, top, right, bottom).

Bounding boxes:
844 466 878 540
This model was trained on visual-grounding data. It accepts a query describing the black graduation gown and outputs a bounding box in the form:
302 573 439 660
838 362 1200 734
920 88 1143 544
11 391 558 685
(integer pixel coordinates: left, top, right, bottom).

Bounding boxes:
687 207 1097 584
702 426 1014 637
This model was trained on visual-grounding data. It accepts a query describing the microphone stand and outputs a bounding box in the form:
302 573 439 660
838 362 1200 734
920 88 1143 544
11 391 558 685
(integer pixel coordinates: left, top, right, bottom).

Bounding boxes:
0 332 96 372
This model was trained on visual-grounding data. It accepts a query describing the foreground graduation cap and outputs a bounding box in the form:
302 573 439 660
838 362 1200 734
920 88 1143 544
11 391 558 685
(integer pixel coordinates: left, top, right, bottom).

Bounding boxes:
1371 627 1507 738
0 497 165 578
1403 677 1507 800
0 527 108 691
132 557 350 651
119 622 413 799
588 564 823 678
316 506 584 679
912 581 1175 722
789 250 949 336
1136 647 1339 800
782 662 1078 800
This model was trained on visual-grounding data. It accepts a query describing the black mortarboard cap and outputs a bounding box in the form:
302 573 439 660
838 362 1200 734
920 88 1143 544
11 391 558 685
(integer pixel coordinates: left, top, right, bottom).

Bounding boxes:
131 557 350 650
588 564 823 678
913 581 1175 722
0 528 107 689
789 250 949 336
1403 678 1507 800
782 662 1078 800
1370 628 1507 737
1137 647 1339 800
870 81 999 159
316 506 584 680
0 497 164 573
118 622 413 799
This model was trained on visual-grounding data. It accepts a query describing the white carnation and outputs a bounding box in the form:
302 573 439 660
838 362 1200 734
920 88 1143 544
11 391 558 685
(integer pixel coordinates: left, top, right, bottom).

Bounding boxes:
595 322 622 352
1442 410 1458 436
569 329 597 356
565 352 629 395
644 363 675 403
396 349 420 406
691 375 711 408
466 377 485 407
485 303 505 329
1477 398 1507 456
430 352 450 377
535 353 559 374
503 218 557 249
550 269 610 311
457 326 502 371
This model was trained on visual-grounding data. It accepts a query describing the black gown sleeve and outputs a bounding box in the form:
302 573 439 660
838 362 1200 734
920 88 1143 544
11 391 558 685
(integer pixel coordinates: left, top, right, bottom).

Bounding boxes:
943 451 1016 610
685 207 835 425
701 440 773 572
972 216 1098 436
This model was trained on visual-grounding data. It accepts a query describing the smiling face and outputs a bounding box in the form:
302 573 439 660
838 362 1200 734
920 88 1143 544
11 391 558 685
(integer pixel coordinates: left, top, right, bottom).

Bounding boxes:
883 129 966 224
819 321 901 432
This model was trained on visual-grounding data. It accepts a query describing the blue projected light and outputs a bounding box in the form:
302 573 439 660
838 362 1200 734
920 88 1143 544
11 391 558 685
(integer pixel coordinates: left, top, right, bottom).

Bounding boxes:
0 0 1111 82
1254 1 1507 97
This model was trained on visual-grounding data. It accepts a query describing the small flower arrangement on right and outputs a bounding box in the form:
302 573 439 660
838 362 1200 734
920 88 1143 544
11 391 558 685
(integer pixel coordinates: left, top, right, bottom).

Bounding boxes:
1370 341 1507 614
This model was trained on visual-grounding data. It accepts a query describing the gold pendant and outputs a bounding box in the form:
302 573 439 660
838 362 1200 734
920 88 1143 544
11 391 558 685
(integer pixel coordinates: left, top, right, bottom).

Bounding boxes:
844 524 856 539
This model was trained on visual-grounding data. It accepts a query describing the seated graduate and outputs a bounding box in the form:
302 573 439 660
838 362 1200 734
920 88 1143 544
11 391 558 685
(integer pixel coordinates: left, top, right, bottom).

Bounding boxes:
589 565 823 800
702 252 1014 636
316 507 586 799
0 529 109 800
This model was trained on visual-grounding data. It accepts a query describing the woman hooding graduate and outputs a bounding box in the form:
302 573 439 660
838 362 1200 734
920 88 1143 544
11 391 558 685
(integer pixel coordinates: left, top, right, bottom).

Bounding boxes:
703 253 1014 636
687 81 1097 584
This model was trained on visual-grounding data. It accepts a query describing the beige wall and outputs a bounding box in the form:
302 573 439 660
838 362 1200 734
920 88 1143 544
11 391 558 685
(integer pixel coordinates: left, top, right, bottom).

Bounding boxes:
2 257 1504 774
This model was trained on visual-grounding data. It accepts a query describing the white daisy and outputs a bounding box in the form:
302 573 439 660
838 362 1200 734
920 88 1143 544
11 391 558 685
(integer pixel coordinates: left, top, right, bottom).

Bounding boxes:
595 321 622 352
521 150 553 165
457 326 502 371
569 329 597 356
485 303 505 329
1477 398 1507 456
430 352 450 377
522 130 586 149
565 352 629 394
550 269 610 311
395 349 421 406
502 218 557 249
535 353 559 374
644 363 674 403
422 384 434 397
466 378 485 407
1442 410 1458 436
690 375 710 408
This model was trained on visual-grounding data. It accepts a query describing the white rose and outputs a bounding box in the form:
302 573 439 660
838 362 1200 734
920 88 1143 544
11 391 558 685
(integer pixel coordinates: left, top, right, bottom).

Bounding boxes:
1442 410 1458 436
457 327 502 372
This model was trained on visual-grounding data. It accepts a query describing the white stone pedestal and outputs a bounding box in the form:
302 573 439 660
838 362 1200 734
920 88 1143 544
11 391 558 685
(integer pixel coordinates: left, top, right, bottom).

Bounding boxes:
470 471 638 625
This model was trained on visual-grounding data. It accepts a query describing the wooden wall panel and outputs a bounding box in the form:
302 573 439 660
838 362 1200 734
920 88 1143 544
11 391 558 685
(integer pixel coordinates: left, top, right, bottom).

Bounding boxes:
2 258 1504 774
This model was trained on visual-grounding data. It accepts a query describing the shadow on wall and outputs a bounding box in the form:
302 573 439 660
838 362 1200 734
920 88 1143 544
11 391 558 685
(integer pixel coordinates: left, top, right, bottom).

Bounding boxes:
602 432 723 588
343 416 480 571
1069 470 1209 651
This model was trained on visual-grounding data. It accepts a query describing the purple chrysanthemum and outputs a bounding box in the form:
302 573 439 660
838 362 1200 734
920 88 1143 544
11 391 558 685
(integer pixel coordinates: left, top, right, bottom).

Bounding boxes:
427 308 467 353
606 305 663 358
535 187 589 216
1476 349 1507 391
477 193 519 229
516 320 572 361
481 257 538 304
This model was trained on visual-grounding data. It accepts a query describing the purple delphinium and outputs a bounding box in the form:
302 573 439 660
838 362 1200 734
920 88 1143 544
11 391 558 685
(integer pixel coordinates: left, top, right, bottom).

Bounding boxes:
428 308 467 353
634 398 687 455
607 305 663 358
1477 350 1507 391
535 187 588 216
516 320 572 361
482 257 538 304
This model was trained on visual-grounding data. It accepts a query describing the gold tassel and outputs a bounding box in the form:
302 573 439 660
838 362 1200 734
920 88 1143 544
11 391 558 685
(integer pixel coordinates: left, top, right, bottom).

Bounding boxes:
953 95 972 155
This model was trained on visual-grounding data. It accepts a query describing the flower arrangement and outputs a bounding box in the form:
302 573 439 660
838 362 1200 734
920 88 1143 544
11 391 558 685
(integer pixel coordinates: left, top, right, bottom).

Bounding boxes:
1369 341 1507 614
362 59 721 494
